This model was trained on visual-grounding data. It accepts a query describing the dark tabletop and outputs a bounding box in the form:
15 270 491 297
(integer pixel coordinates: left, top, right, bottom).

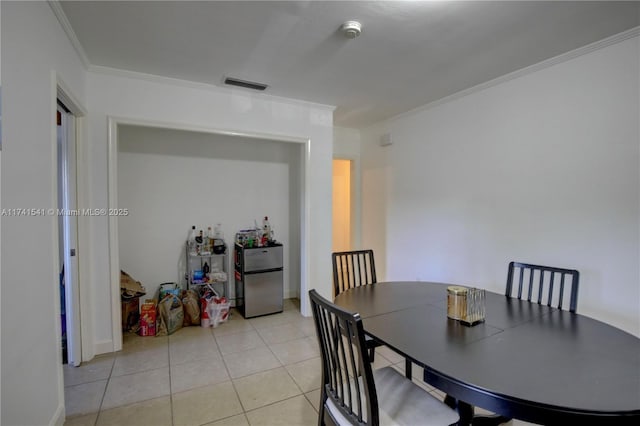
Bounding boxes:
334 281 640 424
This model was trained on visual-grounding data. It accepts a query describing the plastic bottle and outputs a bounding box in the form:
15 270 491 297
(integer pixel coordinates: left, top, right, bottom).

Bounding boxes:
262 216 271 244
214 223 223 239
188 226 197 255
196 230 204 255
207 226 214 252
203 228 211 254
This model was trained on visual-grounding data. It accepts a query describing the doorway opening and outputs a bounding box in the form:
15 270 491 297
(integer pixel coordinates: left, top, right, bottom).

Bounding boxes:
57 101 81 366
108 118 311 351
332 159 352 252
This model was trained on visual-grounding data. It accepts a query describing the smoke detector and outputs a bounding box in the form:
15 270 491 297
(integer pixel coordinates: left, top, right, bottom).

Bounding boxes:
340 20 362 39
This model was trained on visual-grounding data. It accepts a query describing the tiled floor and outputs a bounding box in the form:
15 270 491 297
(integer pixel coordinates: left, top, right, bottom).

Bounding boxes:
64 299 534 426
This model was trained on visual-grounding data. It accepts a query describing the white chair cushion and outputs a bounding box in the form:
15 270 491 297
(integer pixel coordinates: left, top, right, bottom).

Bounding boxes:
326 366 459 426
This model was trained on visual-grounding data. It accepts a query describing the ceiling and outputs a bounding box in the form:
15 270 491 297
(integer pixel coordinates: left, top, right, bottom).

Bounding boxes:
59 1 640 127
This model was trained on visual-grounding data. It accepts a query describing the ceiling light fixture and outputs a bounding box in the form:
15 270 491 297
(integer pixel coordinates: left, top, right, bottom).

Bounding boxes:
340 20 362 39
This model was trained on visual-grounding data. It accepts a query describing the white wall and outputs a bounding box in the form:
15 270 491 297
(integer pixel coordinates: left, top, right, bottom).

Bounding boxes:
1 2 87 425
118 125 301 302
361 36 640 336
87 70 334 353
0 4 3 423
333 127 361 159
360 121 390 280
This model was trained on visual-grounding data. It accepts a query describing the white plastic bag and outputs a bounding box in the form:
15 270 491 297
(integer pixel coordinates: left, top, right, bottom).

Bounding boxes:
208 292 230 328
201 288 230 328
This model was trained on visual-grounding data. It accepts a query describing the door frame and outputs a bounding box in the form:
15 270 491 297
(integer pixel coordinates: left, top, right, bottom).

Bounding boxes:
57 103 82 366
54 74 92 365
107 116 311 351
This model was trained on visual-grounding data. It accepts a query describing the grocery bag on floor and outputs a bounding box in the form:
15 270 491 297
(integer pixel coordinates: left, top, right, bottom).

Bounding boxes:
208 295 230 328
159 282 180 300
156 294 184 336
181 289 200 326
199 288 230 328
200 293 211 327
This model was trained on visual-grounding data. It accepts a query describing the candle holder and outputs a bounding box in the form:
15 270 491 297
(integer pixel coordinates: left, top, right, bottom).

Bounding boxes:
447 286 486 326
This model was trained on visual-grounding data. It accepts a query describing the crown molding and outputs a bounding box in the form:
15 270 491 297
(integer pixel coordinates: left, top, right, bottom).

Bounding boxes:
385 26 640 127
88 65 336 111
48 0 90 69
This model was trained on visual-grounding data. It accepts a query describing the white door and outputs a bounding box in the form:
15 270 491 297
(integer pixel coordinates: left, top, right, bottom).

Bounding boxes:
58 105 81 366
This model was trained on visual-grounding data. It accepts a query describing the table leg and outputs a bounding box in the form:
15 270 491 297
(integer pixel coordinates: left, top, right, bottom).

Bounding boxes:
470 415 512 426
444 396 510 426
444 395 474 426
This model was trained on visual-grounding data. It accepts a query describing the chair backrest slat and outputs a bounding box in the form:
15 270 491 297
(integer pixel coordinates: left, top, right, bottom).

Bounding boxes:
536 271 544 305
310 289 378 426
332 250 377 296
517 267 524 299
506 261 580 313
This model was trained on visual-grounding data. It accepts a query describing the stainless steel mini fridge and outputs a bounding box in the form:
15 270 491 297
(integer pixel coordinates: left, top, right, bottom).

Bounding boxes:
234 243 283 318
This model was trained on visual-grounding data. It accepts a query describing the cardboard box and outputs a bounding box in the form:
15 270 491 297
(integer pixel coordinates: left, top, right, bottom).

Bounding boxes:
120 270 146 298
139 299 157 336
121 297 140 331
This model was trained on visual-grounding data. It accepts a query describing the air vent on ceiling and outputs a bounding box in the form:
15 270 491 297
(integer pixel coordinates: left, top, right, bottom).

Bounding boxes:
223 77 268 91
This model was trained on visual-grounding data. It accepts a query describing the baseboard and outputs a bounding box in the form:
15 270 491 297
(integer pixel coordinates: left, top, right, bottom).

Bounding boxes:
284 290 299 300
49 403 65 426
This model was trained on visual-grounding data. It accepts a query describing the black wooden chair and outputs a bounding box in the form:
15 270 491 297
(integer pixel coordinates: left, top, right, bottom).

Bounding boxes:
332 250 377 296
309 289 459 426
506 261 580 312
446 262 582 424
332 250 414 379
332 250 382 364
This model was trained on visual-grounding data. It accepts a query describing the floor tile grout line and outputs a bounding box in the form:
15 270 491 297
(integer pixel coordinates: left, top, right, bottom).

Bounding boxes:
216 322 252 416
229 375 249 415
63 375 112 389
169 377 238 397
100 335 172 421
216 323 284 378
198 412 249 426
224 318 277 418
242 393 315 416
92 348 117 426
109 363 171 379
163 364 312 406
303 391 321 414
282 357 309 400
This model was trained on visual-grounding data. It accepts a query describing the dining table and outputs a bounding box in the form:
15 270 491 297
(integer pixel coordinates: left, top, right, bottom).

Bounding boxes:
334 281 640 425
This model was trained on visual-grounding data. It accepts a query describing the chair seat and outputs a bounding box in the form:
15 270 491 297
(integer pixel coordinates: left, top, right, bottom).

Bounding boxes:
326 367 459 426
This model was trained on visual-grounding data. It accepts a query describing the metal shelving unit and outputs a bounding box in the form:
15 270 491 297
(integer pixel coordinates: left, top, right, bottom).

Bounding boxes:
185 241 229 298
